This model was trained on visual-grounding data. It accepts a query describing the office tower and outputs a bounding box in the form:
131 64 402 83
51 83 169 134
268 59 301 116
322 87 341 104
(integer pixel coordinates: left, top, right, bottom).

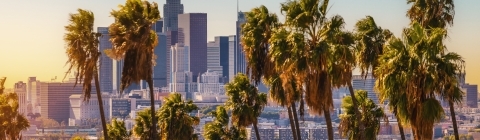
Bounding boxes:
462 84 478 108
69 93 111 126
40 78 96 123
27 77 40 109
153 33 168 88
235 12 247 77
352 74 379 103
207 39 224 77
207 36 230 82
152 19 164 33
14 81 27 114
178 13 208 82
169 43 194 99
163 0 184 32
228 35 236 82
98 27 113 94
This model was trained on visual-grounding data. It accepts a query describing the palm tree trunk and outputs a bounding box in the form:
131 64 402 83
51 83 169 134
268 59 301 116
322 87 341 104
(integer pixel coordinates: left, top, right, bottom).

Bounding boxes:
291 102 302 140
324 106 334 140
287 104 298 140
347 82 365 140
147 79 157 140
94 72 109 140
253 123 261 140
449 100 459 140
397 116 406 140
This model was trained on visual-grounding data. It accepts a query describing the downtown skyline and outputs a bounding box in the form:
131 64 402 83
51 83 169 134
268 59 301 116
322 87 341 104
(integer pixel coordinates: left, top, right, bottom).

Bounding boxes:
1 0 479 87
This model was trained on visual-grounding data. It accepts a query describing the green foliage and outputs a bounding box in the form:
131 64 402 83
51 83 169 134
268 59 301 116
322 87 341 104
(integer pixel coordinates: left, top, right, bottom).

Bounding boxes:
132 108 157 140
158 93 199 140
0 77 30 139
203 106 247 140
107 119 130 140
339 90 386 140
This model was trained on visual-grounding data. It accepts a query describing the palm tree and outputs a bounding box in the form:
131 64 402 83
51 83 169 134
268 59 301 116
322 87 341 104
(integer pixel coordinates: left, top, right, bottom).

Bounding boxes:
0 78 30 140
107 118 130 140
63 9 108 139
353 15 393 139
406 0 455 29
106 0 160 139
225 73 267 140
132 108 156 140
375 22 463 139
158 93 199 140
339 90 386 140
203 106 230 140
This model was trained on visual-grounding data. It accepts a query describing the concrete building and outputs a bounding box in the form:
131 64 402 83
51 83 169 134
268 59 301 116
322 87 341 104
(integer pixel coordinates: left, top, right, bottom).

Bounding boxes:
207 40 223 77
14 81 27 114
178 13 208 82
27 77 40 113
98 27 113 94
193 70 227 102
352 74 379 104
169 43 197 99
40 78 96 123
68 93 111 126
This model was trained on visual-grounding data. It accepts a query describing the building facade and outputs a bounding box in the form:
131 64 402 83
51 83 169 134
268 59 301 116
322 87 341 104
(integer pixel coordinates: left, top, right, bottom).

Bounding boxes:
178 13 208 82
463 84 478 108
98 27 113 94
352 74 379 104
163 0 184 32
14 81 27 114
69 94 111 126
40 79 96 123
153 33 168 88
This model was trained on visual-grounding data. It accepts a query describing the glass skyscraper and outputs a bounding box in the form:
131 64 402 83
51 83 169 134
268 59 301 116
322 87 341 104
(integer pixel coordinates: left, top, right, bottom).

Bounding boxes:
98 27 113 94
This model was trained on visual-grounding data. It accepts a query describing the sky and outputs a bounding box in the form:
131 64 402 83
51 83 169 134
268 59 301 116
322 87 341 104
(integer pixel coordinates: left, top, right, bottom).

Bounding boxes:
0 0 479 88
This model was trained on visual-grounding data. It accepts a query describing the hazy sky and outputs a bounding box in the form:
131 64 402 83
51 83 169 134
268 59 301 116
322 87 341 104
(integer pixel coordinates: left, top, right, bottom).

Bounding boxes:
0 0 479 88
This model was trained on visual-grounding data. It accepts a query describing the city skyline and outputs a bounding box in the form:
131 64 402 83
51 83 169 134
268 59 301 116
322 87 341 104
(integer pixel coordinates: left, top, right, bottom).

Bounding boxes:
1 0 479 87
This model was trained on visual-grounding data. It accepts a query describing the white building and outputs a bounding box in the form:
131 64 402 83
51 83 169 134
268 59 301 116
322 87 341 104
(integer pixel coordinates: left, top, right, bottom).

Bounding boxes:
169 43 196 99
68 93 111 126
207 39 224 77
194 70 227 102
27 77 40 114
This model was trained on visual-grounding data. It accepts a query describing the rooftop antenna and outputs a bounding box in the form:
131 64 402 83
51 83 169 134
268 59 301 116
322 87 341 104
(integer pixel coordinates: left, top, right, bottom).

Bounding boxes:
236 0 239 13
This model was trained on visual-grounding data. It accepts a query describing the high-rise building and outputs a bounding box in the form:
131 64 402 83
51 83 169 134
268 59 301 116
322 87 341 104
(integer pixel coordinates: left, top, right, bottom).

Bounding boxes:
163 0 184 32
27 77 40 112
207 36 230 82
462 84 478 108
152 19 164 33
207 40 223 77
235 12 248 77
169 43 196 99
352 74 379 104
115 59 141 94
178 13 208 82
153 33 168 88
98 27 113 94
40 78 96 123
14 81 27 114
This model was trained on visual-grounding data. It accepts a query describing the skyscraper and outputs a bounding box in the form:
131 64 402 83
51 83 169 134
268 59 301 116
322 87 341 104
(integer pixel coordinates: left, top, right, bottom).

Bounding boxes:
98 27 113 94
169 43 194 99
462 84 478 108
153 33 168 88
352 74 379 104
207 36 229 79
14 81 27 114
235 12 248 78
163 0 184 32
178 13 208 82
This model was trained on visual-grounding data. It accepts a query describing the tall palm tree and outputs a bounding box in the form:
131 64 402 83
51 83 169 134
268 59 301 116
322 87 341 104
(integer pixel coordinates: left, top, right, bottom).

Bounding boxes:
0 78 30 140
353 15 393 139
63 9 108 139
106 0 160 139
225 73 268 140
376 22 463 139
202 105 247 140
158 93 199 140
406 0 455 29
132 108 156 140
339 90 386 140
107 118 130 140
